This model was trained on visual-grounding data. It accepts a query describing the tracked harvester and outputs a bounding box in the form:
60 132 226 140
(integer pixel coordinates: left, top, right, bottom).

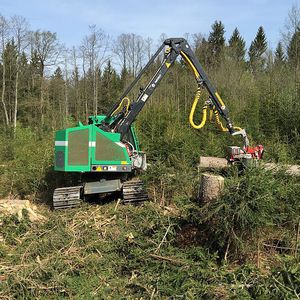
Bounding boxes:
53 38 264 209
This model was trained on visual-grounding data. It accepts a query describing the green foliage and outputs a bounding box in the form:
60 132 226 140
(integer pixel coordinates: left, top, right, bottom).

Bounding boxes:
196 168 300 257
0 127 53 198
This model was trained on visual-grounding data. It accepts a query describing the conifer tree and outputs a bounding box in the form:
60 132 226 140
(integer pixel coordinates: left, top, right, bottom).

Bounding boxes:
287 27 300 65
208 21 225 65
248 26 267 70
274 41 285 64
228 28 246 62
101 60 121 111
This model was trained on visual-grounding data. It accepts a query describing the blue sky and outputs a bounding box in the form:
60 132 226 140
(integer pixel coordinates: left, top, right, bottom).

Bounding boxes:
0 0 297 50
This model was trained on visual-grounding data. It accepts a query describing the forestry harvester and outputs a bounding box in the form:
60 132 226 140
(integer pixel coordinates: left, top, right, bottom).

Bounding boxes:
53 38 264 209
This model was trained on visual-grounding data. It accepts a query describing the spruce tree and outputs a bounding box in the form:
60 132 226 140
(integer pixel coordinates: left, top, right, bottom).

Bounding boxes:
274 41 285 64
208 21 225 65
248 26 267 70
228 28 246 62
287 27 300 65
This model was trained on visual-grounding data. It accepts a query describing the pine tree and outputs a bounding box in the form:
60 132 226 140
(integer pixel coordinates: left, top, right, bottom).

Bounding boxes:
274 41 285 64
228 28 246 62
287 27 300 65
248 26 267 70
208 21 225 65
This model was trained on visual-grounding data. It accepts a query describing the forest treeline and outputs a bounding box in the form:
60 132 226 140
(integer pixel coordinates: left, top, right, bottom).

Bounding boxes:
0 6 300 164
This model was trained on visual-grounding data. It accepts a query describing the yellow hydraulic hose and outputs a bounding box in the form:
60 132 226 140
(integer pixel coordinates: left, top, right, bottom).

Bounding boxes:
209 108 214 122
214 109 243 132
112 97 131 116
189 87 207 129
214 110 228 132
181 51 208 129
180 51 200 80
180 50 244 134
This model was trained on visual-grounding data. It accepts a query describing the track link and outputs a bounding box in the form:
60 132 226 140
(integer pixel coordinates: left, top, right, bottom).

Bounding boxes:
122 180 149 205
53 186 83 209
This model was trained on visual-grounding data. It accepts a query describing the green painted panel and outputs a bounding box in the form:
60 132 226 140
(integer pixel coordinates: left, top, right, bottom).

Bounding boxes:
91 126 131 165
95 131 127 161
55 130 67 141
68 129 89 165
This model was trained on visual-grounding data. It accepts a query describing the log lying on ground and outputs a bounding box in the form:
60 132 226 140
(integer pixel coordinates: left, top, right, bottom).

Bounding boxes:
0 199 46 222
199 156 300 176
263 163 300 176
199 156 229 170
200 173 225 204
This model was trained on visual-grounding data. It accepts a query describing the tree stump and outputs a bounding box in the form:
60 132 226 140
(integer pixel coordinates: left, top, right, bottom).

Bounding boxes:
199 173 225 204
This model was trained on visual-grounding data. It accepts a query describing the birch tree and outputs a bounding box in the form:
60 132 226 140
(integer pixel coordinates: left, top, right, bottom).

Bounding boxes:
31 30 61 124
11 15 29 130
81 25 109 115
0 15 9 126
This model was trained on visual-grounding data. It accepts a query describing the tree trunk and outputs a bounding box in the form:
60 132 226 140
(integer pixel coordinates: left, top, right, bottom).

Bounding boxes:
94 67 97 115
64 61 69 122
1 56 9 126
40 63 45 126
13 64 19 130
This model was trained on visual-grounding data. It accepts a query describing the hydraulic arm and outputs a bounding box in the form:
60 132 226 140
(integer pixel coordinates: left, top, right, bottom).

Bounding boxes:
102 38 250 148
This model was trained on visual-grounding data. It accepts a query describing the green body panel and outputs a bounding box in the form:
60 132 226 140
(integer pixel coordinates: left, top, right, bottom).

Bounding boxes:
54 115 139 173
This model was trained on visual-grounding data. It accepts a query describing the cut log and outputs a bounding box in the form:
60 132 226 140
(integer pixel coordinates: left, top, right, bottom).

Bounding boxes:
200 173 225 204
199 156 228 170
199 156 300 177
263 163 300 176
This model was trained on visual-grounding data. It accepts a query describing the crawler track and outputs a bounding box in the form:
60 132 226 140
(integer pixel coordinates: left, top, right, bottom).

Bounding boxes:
122 180 149 205
53 186 82 209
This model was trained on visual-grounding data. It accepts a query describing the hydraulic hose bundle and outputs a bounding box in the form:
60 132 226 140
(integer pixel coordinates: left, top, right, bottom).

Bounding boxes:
188 87 243 132
180 50 243 133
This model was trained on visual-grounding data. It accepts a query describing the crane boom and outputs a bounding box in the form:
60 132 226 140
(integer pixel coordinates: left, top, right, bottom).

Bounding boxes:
102 38 248 146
